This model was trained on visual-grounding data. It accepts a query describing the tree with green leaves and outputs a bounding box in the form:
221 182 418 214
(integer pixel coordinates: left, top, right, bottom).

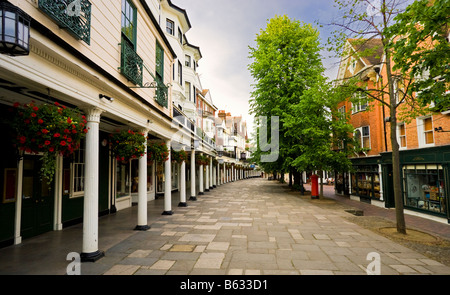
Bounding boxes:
327 0 448 234
284 77 357 197
327 0 413 234
248 15 325 184
386 0 450 112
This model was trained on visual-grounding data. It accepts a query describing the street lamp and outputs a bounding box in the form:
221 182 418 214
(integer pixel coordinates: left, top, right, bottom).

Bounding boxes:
0 2 31 56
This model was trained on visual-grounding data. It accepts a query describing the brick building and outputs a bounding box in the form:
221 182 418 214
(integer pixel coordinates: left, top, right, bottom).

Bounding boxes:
335 38 450 223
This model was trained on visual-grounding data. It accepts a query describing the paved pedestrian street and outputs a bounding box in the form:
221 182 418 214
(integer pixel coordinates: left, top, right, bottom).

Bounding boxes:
78 178 450 276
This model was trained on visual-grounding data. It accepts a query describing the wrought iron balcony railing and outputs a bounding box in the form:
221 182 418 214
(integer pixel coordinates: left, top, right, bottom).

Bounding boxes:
119 39 143 87
38 0 91 45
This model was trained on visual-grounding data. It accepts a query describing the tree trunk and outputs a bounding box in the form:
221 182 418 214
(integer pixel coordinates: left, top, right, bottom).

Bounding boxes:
386 51 407 235
319 171 324 198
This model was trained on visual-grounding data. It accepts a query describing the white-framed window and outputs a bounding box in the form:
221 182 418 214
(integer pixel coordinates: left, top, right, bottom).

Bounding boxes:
338 105 346 119
185 81 191 100
178 61 182 85
354 126 371 149
349 57 357 74
351 91 368 114
185 55 191 67
70 142 85 198
417 116 435 147
397 123 407 149
178 27 182 44
393 79 400 104
166 18 174 35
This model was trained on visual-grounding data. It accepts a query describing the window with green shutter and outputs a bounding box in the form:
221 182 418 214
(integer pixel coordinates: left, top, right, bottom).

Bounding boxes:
119 0 143 86
155 41 167 107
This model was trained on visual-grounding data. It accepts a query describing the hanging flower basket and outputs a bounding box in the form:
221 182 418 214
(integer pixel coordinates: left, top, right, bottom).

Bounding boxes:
196 154 209 166
11 101 88 183
171 148 187 164
110 129 146 163
147 141 169 163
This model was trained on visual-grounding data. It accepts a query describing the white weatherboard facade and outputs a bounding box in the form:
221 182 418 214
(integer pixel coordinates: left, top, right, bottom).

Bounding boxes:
0 0 254 260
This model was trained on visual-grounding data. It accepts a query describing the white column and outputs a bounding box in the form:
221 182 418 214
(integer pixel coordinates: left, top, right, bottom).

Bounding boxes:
232 165 235 181
179 154 187 206
190 150 196 201
209 157 213 189
54 155 63 231
224 163 227 183
136 129 150 230
214 164 217 187
199 153 204 195
81 108 104 262
14 155 23 245
205 160 210 192
163 140 172 215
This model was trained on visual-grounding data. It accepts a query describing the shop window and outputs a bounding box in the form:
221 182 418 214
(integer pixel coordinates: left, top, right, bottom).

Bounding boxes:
131 160 139 193
70 145 85 197
116 161 130 198
351 166 380 200
403 165 446 215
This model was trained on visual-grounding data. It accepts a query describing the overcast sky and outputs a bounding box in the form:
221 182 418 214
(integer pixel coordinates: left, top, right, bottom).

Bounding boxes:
176 0 341 134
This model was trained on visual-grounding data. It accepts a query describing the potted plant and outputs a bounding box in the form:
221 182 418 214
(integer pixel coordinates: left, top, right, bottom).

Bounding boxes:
147 141 169 163
12 101 88 183
110 129 147 163
171 148 187 164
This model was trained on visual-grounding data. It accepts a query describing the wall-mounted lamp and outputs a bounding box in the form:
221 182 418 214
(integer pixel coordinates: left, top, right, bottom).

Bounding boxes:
0 2 30 56
435 127 449 133
99 94 114 102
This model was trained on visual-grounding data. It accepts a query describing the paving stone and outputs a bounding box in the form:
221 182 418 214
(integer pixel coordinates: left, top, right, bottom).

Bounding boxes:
150 260 175 270
103 264 140 275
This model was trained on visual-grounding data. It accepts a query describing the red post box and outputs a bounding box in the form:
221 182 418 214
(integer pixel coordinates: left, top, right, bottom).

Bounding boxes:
310 174 319 199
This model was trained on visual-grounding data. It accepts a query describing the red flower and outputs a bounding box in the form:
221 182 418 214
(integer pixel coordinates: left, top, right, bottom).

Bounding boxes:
67 138 72 143
37 119 44 124
83 129 88 133
33 106 39 111
54 102 60 106
19 136 26 144
64 129 70 134
49 147 54 152
67 117 72 124
42 129 49 134
13 102 20 108
45 140 51 146
54 133 61 138
24 119 30 124
31 113 37 117
60 141 66 146
72 129 77 134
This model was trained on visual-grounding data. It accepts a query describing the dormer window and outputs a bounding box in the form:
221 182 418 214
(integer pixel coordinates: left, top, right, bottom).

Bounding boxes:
166 18 174 35
185 55 191 67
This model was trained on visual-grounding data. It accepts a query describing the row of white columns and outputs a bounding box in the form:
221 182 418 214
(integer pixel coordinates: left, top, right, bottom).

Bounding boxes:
80 109 258 261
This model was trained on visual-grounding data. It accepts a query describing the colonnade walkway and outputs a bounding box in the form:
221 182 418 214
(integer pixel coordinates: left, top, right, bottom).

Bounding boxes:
1 177 449 275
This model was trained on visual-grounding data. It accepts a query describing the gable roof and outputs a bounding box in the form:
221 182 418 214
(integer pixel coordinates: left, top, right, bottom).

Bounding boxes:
347 38 384 66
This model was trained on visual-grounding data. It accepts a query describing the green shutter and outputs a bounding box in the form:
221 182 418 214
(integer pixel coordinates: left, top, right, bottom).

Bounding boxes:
155 41 168 108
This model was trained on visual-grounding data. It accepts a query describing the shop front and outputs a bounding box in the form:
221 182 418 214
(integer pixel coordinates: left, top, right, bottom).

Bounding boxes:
388 146 449 222
381 146 450 223
349 156 383 205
